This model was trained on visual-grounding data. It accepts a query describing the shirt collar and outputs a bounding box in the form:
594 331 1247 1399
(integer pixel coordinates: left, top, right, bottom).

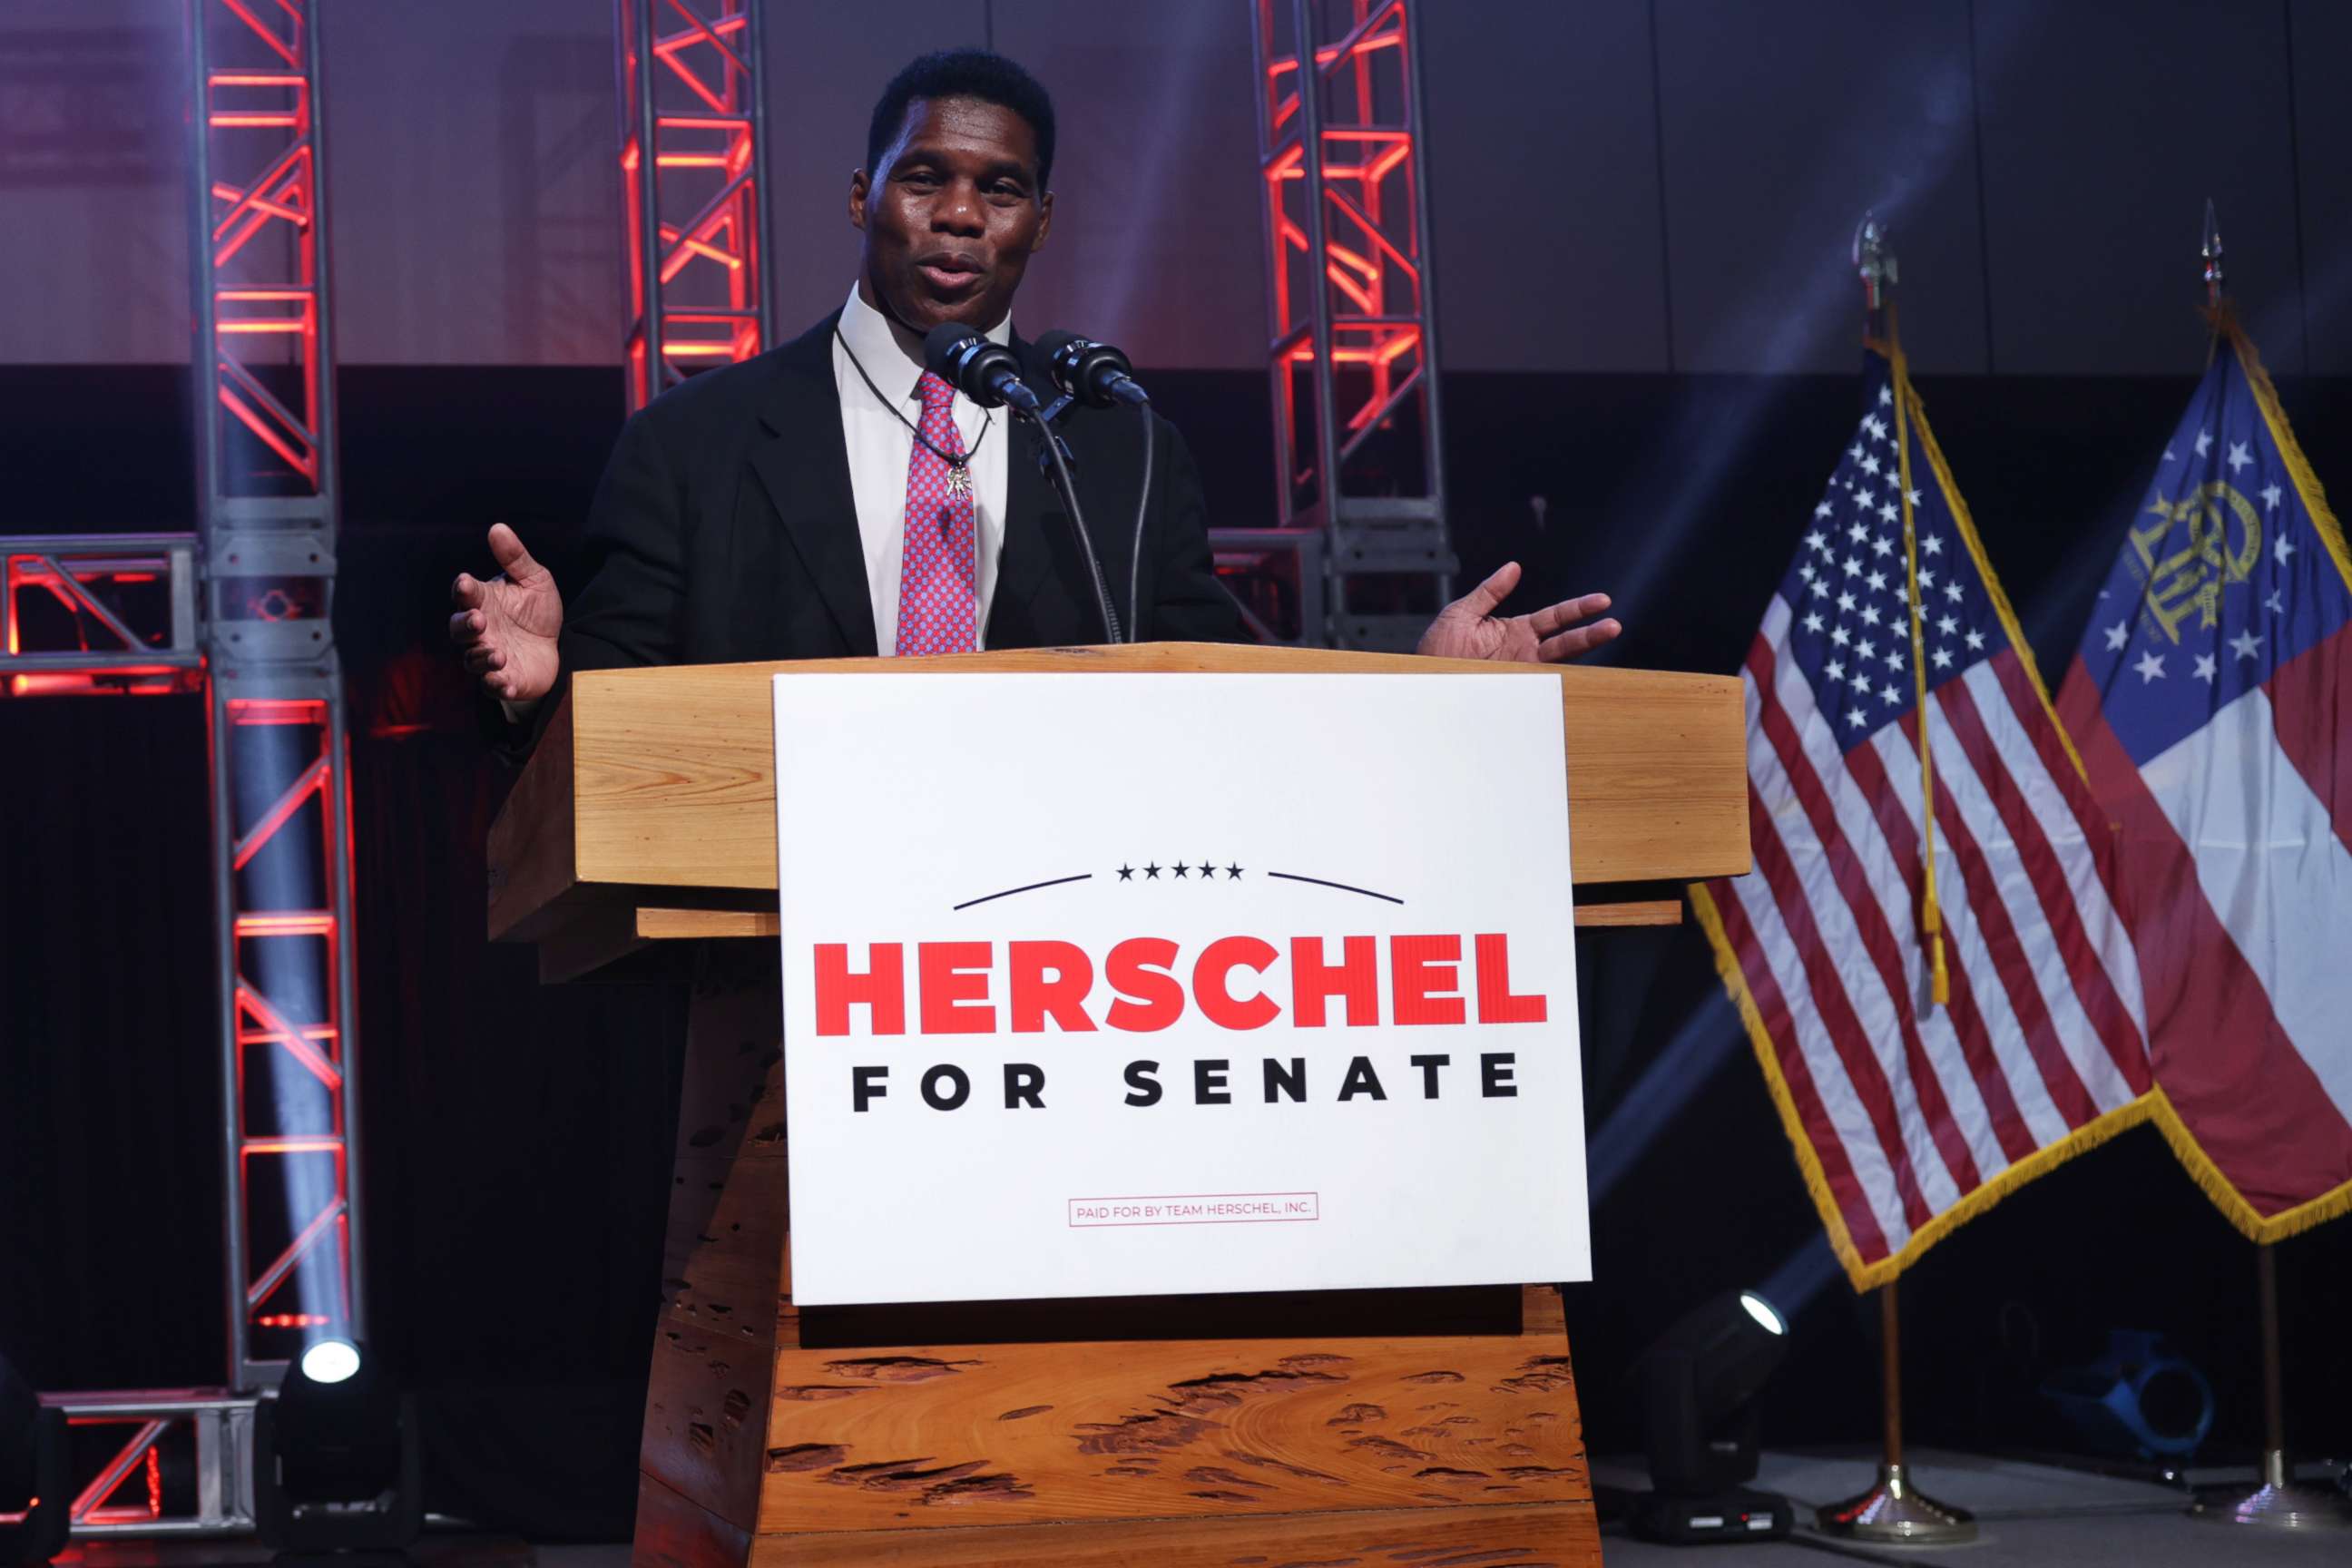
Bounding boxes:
838 281 1014 403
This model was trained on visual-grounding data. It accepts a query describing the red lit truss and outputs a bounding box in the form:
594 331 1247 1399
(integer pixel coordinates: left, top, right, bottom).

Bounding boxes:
1244 0 1454 649
620 0 774 410
195 10 328 494
0 535 202 697
0 1391 258 1539
191 0 367 1394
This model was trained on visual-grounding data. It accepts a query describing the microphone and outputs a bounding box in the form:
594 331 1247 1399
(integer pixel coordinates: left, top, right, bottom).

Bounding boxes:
1035 330 1152 408
923 323 1041 415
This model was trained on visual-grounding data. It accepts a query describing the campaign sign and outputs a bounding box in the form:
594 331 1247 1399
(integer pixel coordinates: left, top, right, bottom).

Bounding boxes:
773 672 1589 1306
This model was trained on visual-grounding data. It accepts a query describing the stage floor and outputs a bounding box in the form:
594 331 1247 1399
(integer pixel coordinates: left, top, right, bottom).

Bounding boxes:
1593 1446 2351 1565
44 1447 2352 1567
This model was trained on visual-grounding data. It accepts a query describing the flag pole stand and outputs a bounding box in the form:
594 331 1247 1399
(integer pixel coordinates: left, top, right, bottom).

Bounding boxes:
1817 1279 1977 1544
2191 1241 2352 1529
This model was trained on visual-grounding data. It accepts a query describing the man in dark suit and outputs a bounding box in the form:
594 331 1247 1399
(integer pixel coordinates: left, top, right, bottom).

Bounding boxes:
453 49 1618 710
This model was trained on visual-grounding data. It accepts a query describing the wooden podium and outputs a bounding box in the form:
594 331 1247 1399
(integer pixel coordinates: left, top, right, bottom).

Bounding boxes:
486 643 1746 1567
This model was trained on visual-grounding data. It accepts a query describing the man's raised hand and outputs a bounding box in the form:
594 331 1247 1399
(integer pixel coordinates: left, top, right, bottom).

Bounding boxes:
1416 560 1621 664
449 523 563 704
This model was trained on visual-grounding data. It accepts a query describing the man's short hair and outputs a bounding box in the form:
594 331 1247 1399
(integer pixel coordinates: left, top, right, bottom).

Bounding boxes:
867 49 1057 189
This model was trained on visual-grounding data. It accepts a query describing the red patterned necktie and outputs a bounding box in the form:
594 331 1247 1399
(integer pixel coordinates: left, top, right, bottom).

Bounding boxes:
893 370 978 656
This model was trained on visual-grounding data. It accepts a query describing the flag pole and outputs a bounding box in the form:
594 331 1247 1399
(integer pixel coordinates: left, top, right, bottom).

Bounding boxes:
2191 1240 2352 1528
2181 200 2349 1534
1816 1278 1976 1544
1814 221 1975 1547
1854 216 1950 1008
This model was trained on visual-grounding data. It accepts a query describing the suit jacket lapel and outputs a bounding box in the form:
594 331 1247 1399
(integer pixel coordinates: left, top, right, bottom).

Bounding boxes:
987 338 1062 645
751 315 878 656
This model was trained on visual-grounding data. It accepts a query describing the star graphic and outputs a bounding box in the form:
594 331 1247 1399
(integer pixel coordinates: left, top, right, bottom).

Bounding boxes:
1811 579 1831 598
1848 444 1865 462
1886 648 1905 672
2194 430 2213 459
1945 583 1964 603
1814 503 1834 520
2227 441 2251 474
1142 861 1161 879
1847 708 1869 729
1932 647 1954 669
1849 667 1872 691
1116 864 1135 881
1830 624 1851 647
1918 568 1936 590
2267 591 2286 615
2275 534 2296 566
1879 503 1899 524
1937 614 1958 636
2260 483 2282 511
1878 386 1894 406
1861 604 1883 627
1798 564 1817 583
1171 861 1189 878
1856 639 1877 662
1848 521 1869 544
1860 454 1883 477
2103 621 2130 651
1802 612 1825 633
2163 446 2178 463
1866 570 1887 593
1805 528 1828 549
1197 861 1215 879
1906 487 1922 506
1922 534 1943 556
1880 682 1901 702
2230 629 2263 661
1838 592 1857 612
1825 657 1846 681
2192 653 2218 683
2132 651 2166 683
1872 535 1894 557
1866 416 1889 441
1226 864 1243 880
1844 555 1864 576
1964 629 1985 651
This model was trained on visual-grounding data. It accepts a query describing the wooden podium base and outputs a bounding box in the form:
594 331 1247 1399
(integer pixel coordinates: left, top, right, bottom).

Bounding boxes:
634 953 1602 1568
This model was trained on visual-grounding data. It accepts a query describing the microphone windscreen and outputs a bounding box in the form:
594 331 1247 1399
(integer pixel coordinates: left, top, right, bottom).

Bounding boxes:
923 322 983 380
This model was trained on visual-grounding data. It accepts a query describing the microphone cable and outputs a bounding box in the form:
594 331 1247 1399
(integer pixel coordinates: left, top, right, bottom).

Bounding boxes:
1019 408 1122 645
1126 412 1152 643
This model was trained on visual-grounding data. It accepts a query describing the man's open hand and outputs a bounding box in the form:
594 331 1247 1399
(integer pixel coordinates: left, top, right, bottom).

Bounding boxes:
449 523 563 704
1416 561 1621 663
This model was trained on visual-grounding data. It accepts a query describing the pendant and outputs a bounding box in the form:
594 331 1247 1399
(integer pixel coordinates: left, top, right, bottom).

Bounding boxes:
945 463 973 500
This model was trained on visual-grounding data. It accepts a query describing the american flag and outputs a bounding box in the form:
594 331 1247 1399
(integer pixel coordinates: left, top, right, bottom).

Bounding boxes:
2056 319 2352 1235
1691 349 2152 1288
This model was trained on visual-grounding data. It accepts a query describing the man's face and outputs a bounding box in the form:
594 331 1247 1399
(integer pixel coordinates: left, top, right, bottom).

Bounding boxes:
850 95 1052 338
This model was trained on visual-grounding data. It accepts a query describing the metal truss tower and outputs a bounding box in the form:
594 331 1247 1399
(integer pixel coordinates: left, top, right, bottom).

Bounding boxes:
1242 0 1455 650
0 0 359 1537
619 0 775 411
189 0 364 1398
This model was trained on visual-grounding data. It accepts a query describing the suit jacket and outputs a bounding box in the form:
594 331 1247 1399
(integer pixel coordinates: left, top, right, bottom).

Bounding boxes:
554 311 1241 688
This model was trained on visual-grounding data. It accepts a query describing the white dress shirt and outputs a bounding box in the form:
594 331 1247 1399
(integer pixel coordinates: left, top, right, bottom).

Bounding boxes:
831 283 1012 653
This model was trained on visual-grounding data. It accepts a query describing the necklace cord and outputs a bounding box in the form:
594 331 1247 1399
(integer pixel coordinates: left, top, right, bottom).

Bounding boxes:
835 325 991 468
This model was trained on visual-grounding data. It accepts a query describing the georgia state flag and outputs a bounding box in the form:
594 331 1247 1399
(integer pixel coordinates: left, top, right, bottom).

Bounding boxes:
2056 315 2352 1235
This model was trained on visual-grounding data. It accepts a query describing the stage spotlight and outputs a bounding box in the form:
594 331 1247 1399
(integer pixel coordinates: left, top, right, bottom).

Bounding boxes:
253 1339 422 1561
0 1354 67 1568
2042 1329 2214 1460
1631 1289 1797 1544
